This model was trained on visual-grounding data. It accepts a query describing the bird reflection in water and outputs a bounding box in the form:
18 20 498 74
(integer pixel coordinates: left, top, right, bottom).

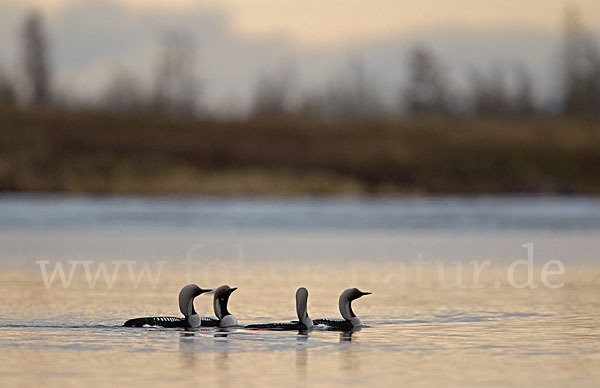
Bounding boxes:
213 331 230 360
340 329 357 342
213 330 230 386
339 329 360 374
178 332 197 369
296 332 309 380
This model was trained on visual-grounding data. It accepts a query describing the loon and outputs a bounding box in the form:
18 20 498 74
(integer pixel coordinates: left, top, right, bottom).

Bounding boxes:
314 288 371 330
245 287 313 331
124 284 218 328
213 285 238 327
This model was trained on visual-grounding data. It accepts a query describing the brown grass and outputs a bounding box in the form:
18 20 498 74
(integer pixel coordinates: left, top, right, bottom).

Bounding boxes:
1 105 599 195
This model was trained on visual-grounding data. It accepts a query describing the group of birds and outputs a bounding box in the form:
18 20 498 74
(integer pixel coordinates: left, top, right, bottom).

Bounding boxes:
124 284 371 331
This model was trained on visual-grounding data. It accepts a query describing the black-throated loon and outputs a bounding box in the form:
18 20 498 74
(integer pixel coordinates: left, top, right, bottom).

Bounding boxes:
245 287 313 330
314 288 371 330
124 284 218 328
213 285 238 327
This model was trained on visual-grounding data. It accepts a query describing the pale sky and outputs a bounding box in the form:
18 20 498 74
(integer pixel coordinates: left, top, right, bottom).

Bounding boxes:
23 0 600 46
3 0 599 112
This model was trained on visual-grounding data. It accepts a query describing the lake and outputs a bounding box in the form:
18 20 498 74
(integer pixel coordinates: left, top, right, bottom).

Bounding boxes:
0 195 599 387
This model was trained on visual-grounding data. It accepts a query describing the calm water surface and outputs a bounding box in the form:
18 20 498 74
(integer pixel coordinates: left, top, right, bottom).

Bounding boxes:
0 195 599 387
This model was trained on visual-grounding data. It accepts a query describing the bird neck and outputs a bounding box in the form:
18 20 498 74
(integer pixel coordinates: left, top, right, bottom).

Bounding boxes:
340 298 356 321
214 296 231 319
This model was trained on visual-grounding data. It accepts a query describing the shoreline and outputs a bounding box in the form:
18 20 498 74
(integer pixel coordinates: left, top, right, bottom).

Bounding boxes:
2 105 599 196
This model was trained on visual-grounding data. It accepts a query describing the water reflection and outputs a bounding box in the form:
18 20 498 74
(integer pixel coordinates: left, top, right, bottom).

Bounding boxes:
296 334 309 380
2 221 600 388
339 331 354 342
213 351 229 386
213 331 230 377
339 334 360 374
178 332 197 369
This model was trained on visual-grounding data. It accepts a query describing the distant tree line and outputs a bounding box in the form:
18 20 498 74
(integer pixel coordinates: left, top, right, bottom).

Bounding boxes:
101 32 199 117
0 10 50 106
562 7 600 119
1 7 599 121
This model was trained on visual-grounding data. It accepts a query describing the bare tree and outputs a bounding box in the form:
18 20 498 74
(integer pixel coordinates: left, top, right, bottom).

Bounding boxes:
298 90 327 119
0 66 16 105
153 32 199 116
513 65 536 116
562 6 600 119
101 67 148 113
21 10 51 105
252 64 294 117
326 57 382 121
402 45 451 115
469 67 511 116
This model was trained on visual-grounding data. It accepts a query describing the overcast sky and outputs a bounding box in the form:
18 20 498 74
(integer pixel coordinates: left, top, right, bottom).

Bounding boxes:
2 0 599 113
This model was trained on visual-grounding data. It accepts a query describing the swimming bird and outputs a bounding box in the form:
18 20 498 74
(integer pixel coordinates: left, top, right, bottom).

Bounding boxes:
314 288 371 330
124 284 218 328
245 287 313 330
213 285 238 327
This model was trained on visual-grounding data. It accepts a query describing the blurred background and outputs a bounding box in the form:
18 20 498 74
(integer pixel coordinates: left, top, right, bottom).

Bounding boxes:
0 0 599 194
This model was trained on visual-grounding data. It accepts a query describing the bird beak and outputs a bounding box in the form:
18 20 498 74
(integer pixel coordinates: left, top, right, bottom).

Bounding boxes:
204 289 215 294
361 291 372 296
230 287 238 292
